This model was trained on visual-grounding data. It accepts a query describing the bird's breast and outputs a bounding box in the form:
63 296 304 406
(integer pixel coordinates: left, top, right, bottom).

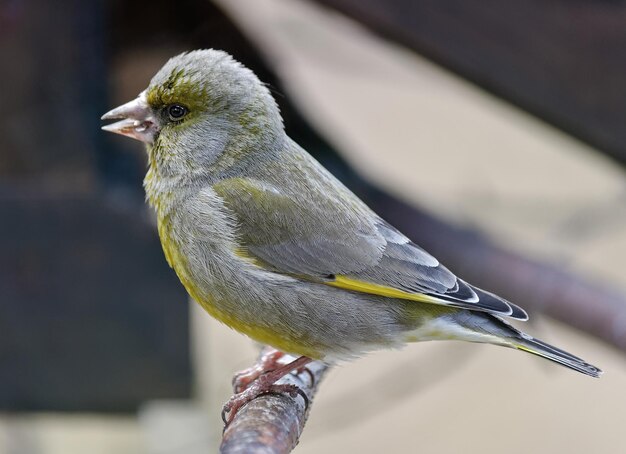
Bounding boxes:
153 187 271 325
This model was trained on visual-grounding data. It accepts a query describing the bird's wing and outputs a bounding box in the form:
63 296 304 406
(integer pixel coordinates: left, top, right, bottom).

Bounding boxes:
213 177 527 320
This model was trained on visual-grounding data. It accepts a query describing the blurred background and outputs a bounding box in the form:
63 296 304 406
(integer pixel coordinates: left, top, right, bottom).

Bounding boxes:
1 0 626 452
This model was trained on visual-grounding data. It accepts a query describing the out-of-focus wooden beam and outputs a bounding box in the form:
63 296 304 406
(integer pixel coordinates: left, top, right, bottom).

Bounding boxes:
313 0 626 167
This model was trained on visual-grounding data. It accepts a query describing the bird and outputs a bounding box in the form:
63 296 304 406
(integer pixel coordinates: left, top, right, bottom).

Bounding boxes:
101 49 601 422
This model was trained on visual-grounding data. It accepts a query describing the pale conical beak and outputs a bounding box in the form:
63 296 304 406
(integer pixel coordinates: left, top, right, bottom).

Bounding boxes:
101 92 158 144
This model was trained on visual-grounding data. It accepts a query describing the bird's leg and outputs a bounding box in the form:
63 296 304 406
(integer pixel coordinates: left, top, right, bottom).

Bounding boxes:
231 348 286 393
222 355 313 425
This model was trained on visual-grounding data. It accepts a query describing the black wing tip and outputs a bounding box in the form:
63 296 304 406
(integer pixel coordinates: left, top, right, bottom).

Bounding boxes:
469 284 529 320
508 303 529 321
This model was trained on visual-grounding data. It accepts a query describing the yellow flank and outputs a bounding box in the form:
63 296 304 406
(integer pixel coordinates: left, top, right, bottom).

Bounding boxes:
326 275 441 304
157 216 325 359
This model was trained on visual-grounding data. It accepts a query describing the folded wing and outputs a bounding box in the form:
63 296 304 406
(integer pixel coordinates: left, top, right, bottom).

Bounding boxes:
213 176 527 320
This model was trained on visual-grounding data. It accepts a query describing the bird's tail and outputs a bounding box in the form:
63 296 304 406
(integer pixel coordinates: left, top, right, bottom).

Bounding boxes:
447 311 602 378
511 334 602 378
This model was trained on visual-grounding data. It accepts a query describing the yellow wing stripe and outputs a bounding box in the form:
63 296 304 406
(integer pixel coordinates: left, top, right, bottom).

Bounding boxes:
326 275 441 304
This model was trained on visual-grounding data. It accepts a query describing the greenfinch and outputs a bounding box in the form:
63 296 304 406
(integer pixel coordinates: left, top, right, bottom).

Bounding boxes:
102 49 600 420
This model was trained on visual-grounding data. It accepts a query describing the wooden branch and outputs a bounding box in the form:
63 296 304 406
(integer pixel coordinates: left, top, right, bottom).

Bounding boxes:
220 349 329 454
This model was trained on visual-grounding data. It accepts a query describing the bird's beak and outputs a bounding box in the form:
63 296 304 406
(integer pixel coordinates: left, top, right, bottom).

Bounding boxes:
101 91 158 144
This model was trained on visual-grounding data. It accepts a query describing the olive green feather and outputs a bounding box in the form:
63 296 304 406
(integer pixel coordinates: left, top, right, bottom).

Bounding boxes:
101 48 600 377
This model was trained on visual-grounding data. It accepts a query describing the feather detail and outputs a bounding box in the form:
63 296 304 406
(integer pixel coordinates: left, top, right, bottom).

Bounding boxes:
513 339 601 377
325 275 521 318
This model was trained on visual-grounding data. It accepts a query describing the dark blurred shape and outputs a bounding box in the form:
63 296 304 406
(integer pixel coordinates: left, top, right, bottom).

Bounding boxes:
0 0 100 182
314 0 626 167
0 197 190 411
0 0 190 411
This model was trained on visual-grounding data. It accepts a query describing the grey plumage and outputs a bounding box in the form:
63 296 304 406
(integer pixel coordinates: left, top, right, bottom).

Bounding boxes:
212 138 528 319
101 49 601 377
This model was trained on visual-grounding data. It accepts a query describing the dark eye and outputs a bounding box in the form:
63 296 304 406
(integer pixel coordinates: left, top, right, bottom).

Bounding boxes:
167 104 188 121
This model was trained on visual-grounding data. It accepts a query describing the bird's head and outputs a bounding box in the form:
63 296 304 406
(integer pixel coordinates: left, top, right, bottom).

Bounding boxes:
102 49 284 174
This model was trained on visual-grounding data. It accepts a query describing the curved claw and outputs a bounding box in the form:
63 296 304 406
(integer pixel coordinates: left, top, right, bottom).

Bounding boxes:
295 366 316 388
291 386 310 411
221 405 230 426
264 383 309 411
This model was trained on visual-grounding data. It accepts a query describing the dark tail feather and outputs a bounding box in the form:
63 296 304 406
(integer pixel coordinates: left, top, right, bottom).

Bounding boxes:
512 335 602 378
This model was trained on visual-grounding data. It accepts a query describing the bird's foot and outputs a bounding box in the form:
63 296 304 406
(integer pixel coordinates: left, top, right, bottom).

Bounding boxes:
231 348 285 394
223 355 313 426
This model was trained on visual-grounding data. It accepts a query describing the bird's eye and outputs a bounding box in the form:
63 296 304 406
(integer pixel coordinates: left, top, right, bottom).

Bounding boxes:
167 104 188 121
